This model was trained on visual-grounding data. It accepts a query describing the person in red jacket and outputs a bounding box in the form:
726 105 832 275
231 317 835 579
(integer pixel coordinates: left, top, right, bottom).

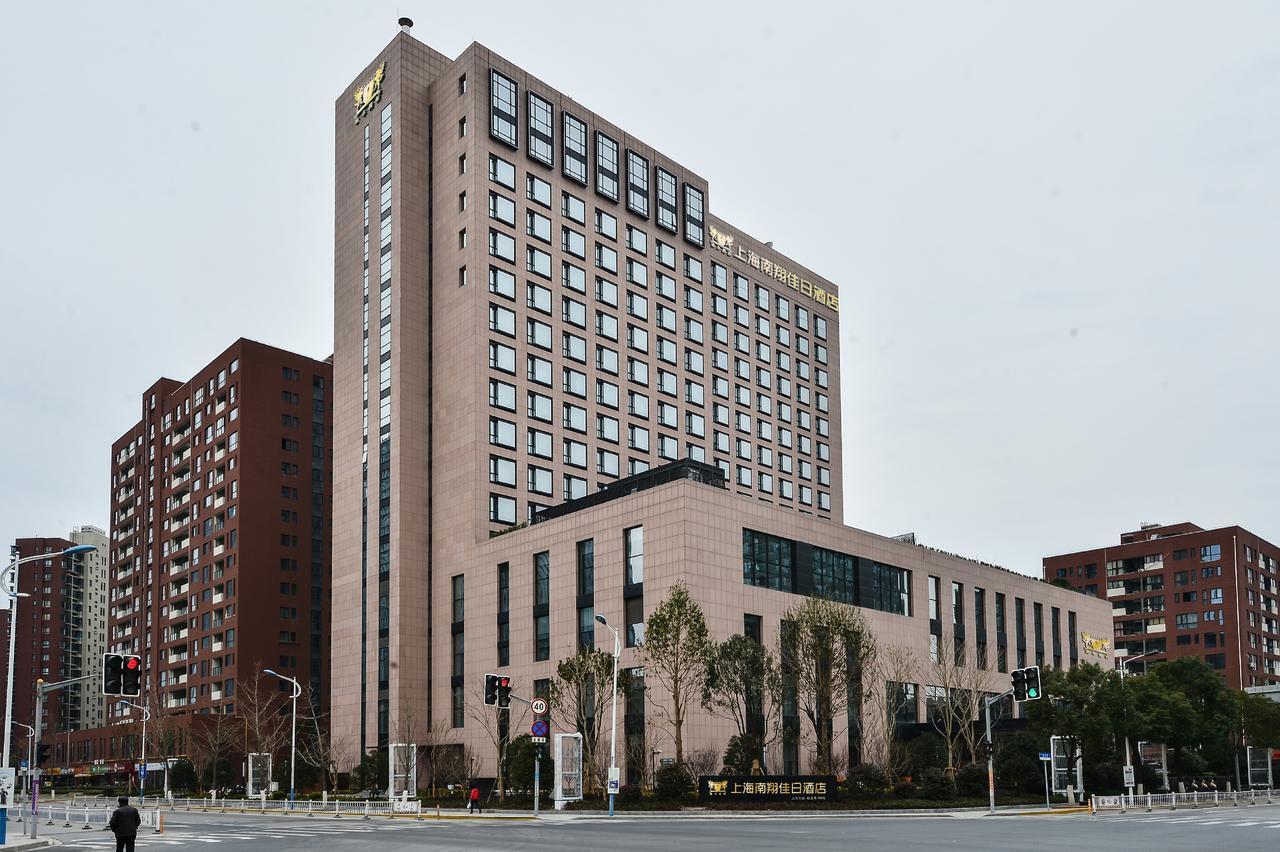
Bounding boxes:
467 784 482 815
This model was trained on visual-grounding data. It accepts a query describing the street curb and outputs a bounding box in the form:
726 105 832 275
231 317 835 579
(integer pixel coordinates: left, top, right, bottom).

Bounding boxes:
2 839 55 850
987 807 1091 817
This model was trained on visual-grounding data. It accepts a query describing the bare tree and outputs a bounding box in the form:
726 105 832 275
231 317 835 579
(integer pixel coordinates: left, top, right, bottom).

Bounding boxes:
638 581 712 767
924 636 997 770
683 747 719 783
187 713 239 794
295 685 349 794
860 644 917 780
777 597 877 774
464 682 530 802
548 647 630 795
237 667 289 759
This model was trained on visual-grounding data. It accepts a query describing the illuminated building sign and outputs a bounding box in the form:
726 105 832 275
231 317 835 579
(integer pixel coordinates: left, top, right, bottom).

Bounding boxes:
699 775 836 802
353 62 387 124
1081 631 1112 658
709 225 839 312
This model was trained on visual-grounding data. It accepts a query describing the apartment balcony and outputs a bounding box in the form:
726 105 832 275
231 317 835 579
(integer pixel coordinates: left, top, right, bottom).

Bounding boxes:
211 641 224 652
210 690 223 701
212 592 224 604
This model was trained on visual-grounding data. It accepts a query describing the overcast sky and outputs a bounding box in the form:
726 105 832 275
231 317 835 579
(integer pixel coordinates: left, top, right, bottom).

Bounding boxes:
2 1 1278 582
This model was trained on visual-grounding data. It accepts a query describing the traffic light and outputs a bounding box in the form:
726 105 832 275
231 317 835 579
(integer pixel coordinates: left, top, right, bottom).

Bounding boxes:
104 653 124 695
35 743 51 766
103 653 143 696
496 676 512 709
1012 665 1042 702
122 655 142 696
484 673 500 706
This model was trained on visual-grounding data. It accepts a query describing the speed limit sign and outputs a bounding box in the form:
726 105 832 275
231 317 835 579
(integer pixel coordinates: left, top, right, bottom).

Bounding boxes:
531 697 548 716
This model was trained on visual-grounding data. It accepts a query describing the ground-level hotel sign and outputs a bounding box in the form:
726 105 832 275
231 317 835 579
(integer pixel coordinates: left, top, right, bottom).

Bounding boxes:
699 775 837 802
353 62 387 124
709 225 839 312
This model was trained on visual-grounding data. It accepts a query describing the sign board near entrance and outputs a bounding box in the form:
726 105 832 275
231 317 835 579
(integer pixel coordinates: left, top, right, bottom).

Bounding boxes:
1123 765 1135 787
699 775 836 802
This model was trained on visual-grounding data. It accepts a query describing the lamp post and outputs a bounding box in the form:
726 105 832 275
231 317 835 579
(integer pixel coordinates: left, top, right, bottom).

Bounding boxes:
2 544 96 769
594 614 621 817
122 701 151 802
1117 649 1155 802
262 669 301 801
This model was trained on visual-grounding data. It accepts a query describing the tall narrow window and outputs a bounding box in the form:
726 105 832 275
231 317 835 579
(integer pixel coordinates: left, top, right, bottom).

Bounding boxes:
489 69 517 147
528 92 553 166
534 551 550 606
626 150 650 218
596 132 619 201
577 539 595 596
625 526 644 585
683 184 705 247
563 112 588 184
655 167 678 232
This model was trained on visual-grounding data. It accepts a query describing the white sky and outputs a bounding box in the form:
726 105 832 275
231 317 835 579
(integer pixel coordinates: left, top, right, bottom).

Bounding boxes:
2 1 1278 579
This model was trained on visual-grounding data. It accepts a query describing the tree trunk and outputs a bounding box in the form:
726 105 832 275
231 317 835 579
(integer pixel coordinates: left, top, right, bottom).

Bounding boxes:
675 701 684 767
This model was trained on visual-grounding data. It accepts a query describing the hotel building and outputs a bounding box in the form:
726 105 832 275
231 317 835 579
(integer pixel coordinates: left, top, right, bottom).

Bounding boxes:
332 24 1111 779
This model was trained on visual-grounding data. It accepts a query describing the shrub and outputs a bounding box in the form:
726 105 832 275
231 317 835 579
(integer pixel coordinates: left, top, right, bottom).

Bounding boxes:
654 764 690 802
844 764 889 797
893 780 918 799
918 768 955 801
721 734 761 775
954 764 987 798
619 784 643 803
905 732 948 774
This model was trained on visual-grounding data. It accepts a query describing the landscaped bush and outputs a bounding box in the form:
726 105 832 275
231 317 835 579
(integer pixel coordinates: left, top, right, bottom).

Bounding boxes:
892 780 918 799
918 768 955 801
654 763 690 802
954 764 987 798
619 783 643 803
844 764 889 797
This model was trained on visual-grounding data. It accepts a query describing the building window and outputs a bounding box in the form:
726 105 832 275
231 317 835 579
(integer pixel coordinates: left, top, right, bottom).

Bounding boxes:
489 69 517 147
534 551 550 606
452 684 464 728
683 184 705 247
451 574 465 623
528 92 553 165
626 596 644 647
811 547 854 605
626 150 650 218
625 526 644 585
578 606 595 650
489 494 516 524
577 539 595 596
655 167 678 232
535 614 550 661
563 112 588 184
596 131 619 201
743 529 794 592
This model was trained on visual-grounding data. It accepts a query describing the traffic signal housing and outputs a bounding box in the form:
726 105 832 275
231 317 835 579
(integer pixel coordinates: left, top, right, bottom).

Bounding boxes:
35 743 51 766
1011 665 1042 702
104 653 143 696
122 655 142 696
483 673 513 708
496 676 512 709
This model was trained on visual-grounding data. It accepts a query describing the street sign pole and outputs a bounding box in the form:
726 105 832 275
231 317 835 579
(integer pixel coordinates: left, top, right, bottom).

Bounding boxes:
534 749 541 816
1040 753 1052 810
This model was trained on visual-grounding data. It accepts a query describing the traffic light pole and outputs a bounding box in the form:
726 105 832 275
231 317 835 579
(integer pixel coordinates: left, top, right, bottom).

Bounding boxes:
985 689 1013 815
30 674 96 841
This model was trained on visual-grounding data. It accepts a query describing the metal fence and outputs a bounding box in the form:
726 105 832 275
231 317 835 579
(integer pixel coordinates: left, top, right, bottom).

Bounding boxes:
15 805 163 831
48 795 421 815
1092 788 1280 813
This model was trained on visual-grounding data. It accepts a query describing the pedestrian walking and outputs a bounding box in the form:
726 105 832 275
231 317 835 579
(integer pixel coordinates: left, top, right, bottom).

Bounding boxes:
109 795 142 852
468 785 482 815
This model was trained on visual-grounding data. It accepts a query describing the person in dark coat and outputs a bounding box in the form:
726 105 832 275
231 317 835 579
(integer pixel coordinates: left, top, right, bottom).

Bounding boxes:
109 796 142 852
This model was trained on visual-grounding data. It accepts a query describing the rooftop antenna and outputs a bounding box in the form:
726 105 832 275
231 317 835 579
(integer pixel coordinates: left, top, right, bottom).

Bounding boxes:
398 16 414 34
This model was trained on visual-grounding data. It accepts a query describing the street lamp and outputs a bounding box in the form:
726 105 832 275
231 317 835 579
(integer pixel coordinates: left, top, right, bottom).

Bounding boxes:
122 701 151 803
594 614 621 817
262 669 302 801
1116 649 1156 801
2 544 96 769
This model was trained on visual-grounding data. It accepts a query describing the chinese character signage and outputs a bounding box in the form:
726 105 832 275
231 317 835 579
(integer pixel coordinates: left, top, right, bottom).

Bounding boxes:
699 775 836 802
708 225 839 312
353 62 387 124
1080 631 1111 658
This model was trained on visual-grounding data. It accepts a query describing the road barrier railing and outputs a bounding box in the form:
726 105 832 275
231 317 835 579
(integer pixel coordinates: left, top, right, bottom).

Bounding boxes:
1091 788 1278 813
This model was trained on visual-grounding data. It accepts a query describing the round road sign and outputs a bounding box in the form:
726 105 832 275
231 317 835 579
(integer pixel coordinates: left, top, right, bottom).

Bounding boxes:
531 697 548 716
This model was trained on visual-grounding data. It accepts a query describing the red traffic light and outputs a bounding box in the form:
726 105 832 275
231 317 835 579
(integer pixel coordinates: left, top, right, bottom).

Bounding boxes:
126 658 140 670
498 677 510 687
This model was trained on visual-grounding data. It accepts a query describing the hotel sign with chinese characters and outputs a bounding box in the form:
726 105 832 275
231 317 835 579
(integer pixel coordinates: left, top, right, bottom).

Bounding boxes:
699 775 836 802
353 62 386 124
709 225 839 312
1081 631 1111 658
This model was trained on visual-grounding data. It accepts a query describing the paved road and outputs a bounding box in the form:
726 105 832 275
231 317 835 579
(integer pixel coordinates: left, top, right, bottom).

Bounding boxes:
19 804 1280 851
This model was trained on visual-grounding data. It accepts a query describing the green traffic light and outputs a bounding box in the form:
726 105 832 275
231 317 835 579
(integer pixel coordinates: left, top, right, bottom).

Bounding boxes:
1028 687 1039 698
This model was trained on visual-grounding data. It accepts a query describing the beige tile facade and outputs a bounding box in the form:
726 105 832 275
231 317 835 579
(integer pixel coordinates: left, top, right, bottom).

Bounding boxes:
331 29 1101 782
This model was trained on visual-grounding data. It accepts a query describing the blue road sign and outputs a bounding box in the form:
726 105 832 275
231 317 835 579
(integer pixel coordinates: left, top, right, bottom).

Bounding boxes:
17 761 26 769
531 719 549 738
1039 752 1052 761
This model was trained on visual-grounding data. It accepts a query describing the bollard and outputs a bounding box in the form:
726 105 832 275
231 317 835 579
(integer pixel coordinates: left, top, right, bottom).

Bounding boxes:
363 801 370 820
436 803 441 820
334 801 342 819
83 809 93 829
154 810 163 834
1146 794 1152 813
64 807 73 828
